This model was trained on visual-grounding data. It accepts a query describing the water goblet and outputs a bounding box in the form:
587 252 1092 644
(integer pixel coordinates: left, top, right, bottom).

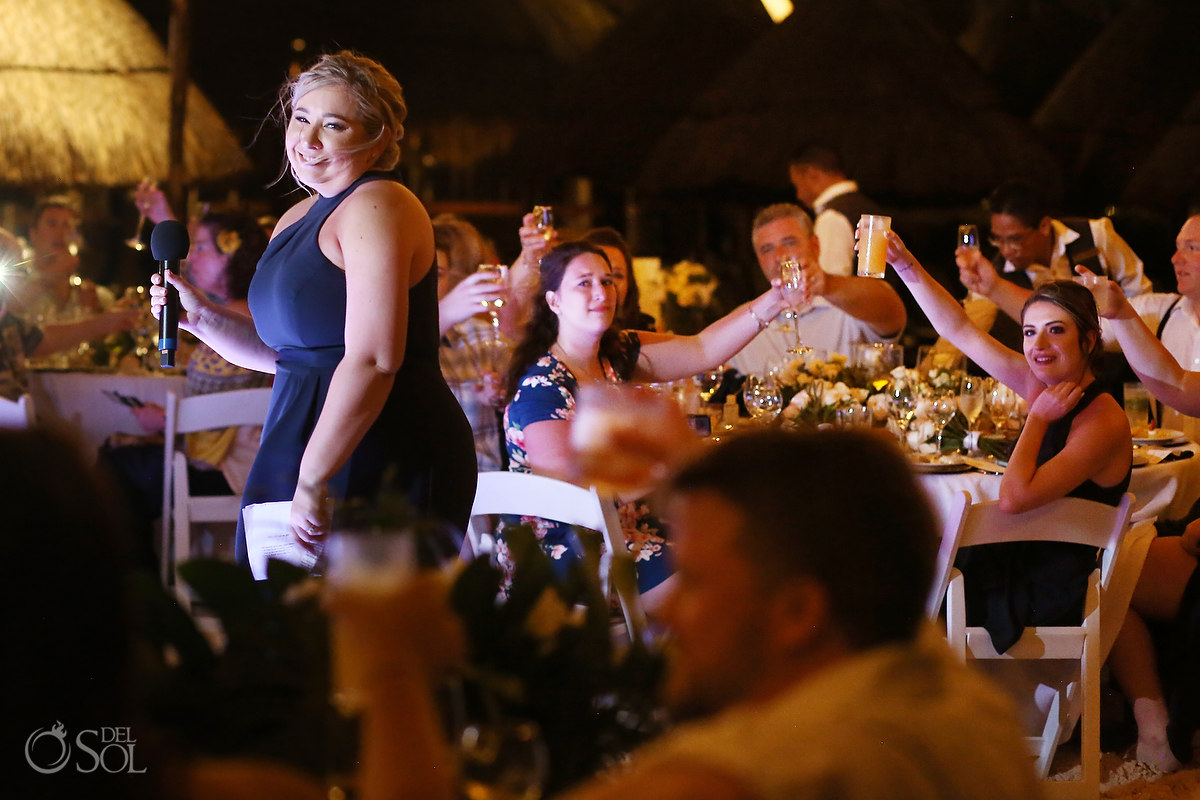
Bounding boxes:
742 375 783 424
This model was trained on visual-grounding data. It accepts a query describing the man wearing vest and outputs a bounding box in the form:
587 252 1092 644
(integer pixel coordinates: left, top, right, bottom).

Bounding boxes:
788 144 882 278
954 179 1151 360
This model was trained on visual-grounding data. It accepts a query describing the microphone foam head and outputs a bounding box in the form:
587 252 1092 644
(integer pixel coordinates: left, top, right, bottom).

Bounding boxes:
150 219 190 260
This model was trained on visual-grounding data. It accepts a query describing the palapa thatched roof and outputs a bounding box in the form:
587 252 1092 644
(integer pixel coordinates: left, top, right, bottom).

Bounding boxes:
1031 2 1200 203
637 0 1059 203
0 0 250 187
509 0 772 186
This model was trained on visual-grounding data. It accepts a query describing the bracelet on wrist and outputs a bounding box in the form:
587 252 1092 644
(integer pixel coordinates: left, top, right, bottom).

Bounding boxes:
747 304 769 332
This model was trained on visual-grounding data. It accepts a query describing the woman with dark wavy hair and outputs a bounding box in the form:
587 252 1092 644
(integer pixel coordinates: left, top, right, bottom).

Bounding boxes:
503 240 784 606
582 227 656 332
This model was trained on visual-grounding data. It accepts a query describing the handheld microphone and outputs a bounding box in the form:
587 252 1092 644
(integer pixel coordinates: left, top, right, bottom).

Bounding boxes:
150 220 189 368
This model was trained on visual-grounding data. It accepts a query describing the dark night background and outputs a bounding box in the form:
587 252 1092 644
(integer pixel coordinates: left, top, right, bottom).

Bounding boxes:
39 0 1200 326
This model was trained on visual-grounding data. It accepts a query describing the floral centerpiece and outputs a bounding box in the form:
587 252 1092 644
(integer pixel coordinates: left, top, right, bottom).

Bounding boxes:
137 515 665 797
774 352 878 428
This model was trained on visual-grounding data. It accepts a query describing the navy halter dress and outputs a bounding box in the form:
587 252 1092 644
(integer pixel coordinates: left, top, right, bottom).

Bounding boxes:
235 172 477 563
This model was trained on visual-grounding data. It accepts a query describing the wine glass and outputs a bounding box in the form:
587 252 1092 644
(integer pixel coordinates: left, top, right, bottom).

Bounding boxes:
459 719 549 800
693 366 725 404
928 392 958 453
778 258 812 355
742 375 782 424
988 382 1017 433
889 381 918 437
958 375 985 430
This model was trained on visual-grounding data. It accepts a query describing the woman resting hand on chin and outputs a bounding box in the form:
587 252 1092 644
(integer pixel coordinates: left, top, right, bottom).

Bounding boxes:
502 241 784 611
875 226 1130 653
150 51 475 563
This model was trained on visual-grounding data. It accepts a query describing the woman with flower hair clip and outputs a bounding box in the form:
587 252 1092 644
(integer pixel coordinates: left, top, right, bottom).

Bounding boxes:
100 211 273 570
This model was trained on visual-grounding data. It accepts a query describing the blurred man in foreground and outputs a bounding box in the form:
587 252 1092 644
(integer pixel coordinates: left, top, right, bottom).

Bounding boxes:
332 427 1042 800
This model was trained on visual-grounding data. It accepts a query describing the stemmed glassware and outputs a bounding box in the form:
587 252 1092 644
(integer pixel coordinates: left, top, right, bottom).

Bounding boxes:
929 392 958 453
693 366 725 404
742 374 783 424
778 258 810 356
476 263 508 340
126 178 155 251
958 375 985 430
958 223 980 254
889 381 918 440
532 206 554 242
458 719 549 800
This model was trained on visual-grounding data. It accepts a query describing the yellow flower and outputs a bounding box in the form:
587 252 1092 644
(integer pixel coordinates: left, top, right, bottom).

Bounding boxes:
216 229 242 255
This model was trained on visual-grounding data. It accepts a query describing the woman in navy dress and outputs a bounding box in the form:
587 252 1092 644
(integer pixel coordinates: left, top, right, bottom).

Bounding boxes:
150 51 476 561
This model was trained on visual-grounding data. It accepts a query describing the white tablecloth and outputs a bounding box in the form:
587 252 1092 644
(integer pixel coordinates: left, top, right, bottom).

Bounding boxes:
28 370 188 455
920 442 1200 660
919 441 1200 527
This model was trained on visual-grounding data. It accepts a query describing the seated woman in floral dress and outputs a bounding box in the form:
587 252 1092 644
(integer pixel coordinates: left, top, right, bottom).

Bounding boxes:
503 241 785 610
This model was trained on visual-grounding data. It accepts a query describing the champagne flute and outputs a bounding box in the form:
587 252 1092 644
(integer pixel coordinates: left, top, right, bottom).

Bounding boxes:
778 258 808 353
477 264 508 340
126 178 155 251
958 375 985 430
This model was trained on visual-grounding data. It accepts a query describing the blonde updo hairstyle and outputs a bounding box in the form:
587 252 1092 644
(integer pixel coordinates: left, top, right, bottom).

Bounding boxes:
279 50 407 189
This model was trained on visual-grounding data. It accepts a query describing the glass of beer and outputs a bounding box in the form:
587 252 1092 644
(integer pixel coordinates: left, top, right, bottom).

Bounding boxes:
856 214 891 278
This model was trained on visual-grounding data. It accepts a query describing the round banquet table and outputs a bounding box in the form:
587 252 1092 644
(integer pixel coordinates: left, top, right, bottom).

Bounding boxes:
28 370 188 457
918 441 1200 527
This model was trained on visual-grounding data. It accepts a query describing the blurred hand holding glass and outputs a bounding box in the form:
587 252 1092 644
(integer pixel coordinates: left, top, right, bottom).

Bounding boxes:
570 382 698 492
324 530 417 715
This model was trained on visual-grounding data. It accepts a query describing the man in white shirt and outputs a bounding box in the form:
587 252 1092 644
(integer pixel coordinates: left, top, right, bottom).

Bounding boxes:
788 144 884 278
729 203 905 376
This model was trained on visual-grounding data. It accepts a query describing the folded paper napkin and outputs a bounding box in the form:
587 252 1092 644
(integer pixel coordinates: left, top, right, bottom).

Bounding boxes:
1140 448 1195 466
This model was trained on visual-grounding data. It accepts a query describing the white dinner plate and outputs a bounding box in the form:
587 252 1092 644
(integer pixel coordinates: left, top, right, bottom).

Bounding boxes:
1132 429 1188 446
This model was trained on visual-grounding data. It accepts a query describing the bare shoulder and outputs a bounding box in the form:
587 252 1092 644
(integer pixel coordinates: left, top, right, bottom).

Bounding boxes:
271 194 319 238
566 761 759 800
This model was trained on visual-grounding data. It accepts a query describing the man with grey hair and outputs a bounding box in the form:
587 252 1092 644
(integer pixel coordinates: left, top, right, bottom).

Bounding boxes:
729 203 905 375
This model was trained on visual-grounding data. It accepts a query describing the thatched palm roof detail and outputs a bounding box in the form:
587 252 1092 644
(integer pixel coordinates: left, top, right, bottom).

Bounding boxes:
0 0 250 186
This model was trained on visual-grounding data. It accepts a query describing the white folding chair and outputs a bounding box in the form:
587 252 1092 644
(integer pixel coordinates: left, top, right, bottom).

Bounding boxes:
942 493 1133 798
926 489 970 621
0 393 35 429
161 388 273 603
467 471 647 641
